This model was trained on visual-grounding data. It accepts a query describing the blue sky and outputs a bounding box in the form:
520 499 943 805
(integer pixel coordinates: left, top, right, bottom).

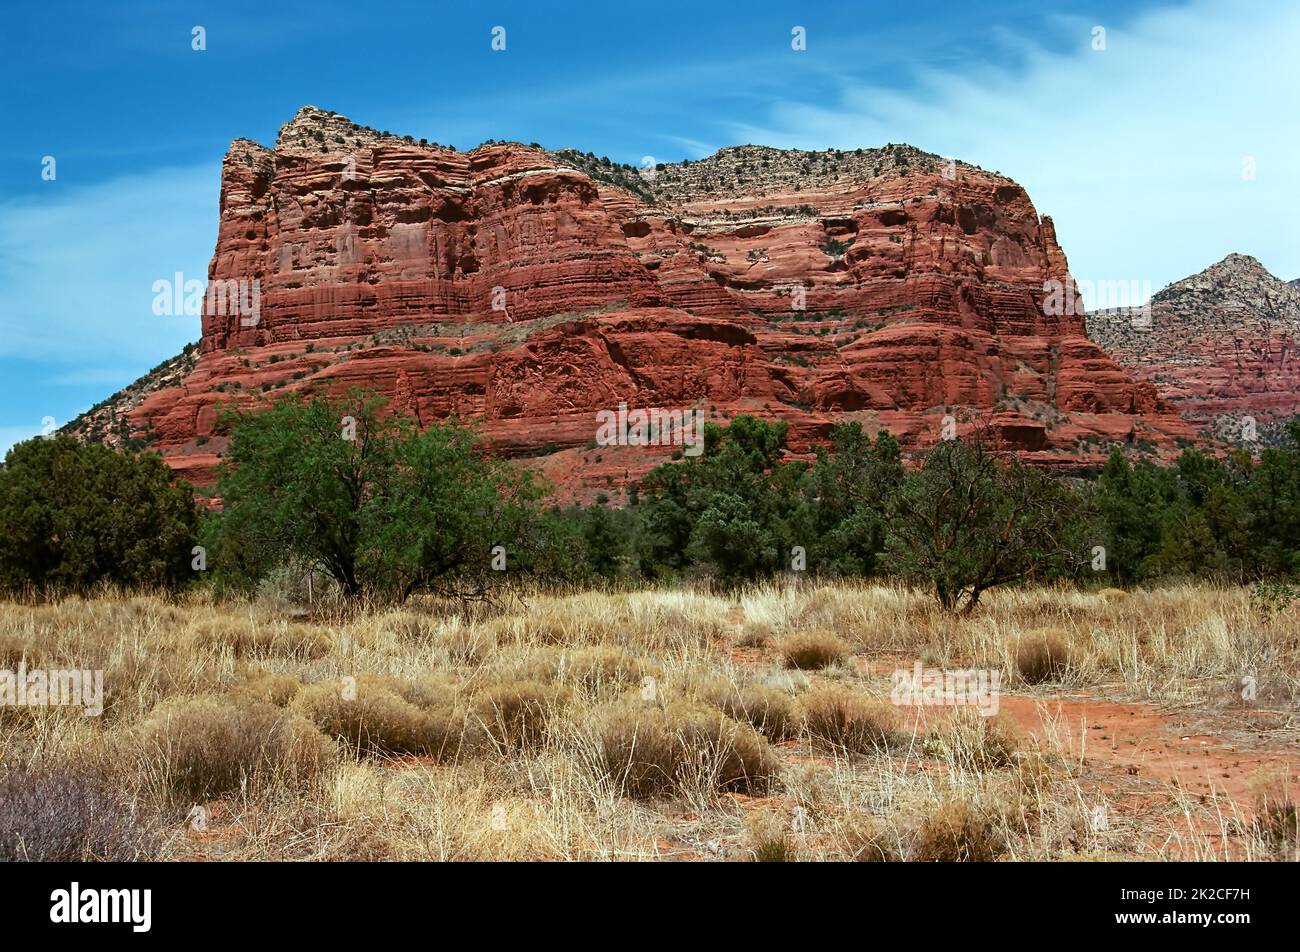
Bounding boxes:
2 0 1297 452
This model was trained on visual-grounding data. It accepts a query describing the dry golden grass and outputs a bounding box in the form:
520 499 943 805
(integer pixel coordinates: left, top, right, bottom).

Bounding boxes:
135 694 334 805
780 629 849 670
471 680 566 754
1249 772 1299 854
928 708 1022 771
696 678 801 741
0 580 1295 860
799 685 901 754
745 806 797 862
913 798 1008 862
1015 628 1071 684
0 632 45 667
292 675 469 759
187 616 331 660
586 698 778 799
836 814 904 862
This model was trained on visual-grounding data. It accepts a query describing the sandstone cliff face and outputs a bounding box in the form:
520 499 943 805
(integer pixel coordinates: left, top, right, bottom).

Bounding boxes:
1087 254 1300 447
73 106 1197 497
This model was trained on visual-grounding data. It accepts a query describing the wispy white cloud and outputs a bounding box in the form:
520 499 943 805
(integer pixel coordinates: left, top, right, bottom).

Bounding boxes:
657 135 718 160
0 164 216 368
44 367 146 387
725 0 1300 307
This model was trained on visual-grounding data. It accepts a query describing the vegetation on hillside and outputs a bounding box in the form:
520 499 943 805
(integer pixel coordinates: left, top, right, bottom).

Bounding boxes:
3 392 1300 610
1 394 1296 865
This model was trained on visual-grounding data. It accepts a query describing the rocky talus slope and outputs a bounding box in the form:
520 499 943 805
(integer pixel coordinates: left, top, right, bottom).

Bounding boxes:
1087 254 1300 447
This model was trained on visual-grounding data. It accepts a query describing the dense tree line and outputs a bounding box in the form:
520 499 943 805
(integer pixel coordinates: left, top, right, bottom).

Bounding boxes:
1088 424 1300 583
2 391 1298 610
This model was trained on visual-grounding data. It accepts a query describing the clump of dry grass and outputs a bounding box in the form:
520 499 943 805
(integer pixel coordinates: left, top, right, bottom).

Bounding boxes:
189 617 330 659
0 631 45 667
930 708 1022 770
384 612 433 642
446 628 493 666
696 679 801 741
1012 750 1058 798
292 676 466 759
1015 628 1071 684
799 686 900 753
228 671 303 707
780 630 849 670
396 672 462 711
560 647 652 696
484 645 564 683
136 695 334 804
737 620 773 648
913 798 1007 862
746 807 796 862
515 604 582 646
587 699 778 799
471 680 566 753
1250 775 1298 853
837 814 903 862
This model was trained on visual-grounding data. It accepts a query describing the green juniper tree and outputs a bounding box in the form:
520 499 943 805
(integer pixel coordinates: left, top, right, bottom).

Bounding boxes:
878 430 1089 613
637 415 804 580
0 436 198 593
206 390 543 600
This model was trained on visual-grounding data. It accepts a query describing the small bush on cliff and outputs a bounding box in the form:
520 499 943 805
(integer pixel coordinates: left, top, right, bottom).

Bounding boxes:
0 436 199 594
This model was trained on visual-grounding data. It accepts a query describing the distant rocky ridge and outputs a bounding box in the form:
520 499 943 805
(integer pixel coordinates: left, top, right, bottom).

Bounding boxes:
68 105 1196 498
1087 253 1300 446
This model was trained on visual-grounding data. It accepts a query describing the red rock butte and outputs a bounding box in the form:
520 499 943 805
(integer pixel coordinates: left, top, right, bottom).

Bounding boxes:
73 105 1196 500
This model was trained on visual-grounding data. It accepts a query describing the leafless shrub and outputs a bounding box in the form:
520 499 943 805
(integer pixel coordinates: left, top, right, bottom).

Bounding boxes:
0 768 161 861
